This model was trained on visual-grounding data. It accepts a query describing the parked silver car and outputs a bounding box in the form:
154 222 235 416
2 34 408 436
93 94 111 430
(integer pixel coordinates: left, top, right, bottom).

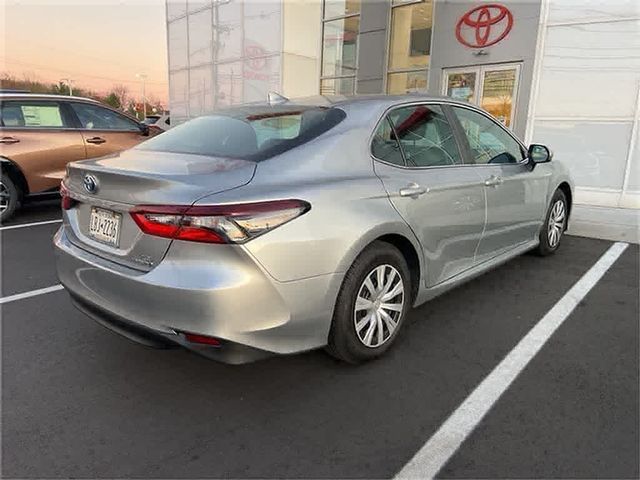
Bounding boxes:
54 95 573 364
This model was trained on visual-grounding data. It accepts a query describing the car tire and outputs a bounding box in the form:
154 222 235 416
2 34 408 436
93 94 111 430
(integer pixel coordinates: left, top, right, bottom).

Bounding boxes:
326 241 411 364
536 189 568 256
0 175 20 224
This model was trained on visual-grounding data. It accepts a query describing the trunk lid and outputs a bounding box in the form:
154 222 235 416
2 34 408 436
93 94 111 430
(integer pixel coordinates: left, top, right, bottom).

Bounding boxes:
63 149 256 271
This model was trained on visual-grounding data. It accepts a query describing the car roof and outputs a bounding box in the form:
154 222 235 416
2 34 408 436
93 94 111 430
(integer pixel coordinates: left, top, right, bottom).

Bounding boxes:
237 93 474 111
0 93 101 103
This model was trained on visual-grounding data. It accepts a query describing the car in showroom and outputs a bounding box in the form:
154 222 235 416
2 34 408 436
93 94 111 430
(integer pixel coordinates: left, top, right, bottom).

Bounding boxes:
54 94 573 364
0 92 154 222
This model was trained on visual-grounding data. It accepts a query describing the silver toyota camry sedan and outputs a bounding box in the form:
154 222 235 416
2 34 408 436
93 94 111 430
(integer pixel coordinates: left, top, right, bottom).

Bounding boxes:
54 94 573 364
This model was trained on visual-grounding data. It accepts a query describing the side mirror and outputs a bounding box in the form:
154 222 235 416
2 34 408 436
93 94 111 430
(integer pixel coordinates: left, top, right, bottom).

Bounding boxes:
528 144 552 164
140 123 150 137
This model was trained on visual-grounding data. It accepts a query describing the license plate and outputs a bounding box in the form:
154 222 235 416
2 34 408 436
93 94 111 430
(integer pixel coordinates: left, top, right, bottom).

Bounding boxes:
89 207 121 247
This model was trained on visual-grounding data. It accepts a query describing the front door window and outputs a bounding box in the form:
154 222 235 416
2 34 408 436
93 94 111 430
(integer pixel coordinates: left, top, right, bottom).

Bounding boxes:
444 64 520 128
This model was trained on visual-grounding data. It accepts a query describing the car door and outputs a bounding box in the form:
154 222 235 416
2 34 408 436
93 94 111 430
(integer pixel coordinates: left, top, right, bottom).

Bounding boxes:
372 103 486 287
67 101 148 159
450 105 550 262
0 99 85 193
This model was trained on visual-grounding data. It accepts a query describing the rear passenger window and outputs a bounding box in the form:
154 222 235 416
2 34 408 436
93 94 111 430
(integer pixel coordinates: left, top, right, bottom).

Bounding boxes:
0 102 67 128
451 106 524 164
371 117 404 166
388 105 462 167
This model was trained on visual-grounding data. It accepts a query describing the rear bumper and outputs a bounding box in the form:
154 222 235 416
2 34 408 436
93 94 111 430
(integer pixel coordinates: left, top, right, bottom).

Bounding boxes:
67 291 272 364
54 227 342 361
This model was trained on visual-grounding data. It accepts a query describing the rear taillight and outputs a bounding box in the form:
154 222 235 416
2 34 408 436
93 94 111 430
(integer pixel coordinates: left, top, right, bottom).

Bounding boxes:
130 200 310 244
182 332 221 346
60 182 76 210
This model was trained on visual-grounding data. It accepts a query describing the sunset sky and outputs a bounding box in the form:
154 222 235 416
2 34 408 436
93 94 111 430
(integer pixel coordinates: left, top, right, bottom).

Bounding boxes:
2 0 169 103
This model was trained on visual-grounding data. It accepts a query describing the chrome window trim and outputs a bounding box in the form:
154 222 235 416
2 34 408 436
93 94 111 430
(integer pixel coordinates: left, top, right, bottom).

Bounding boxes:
0 126 76 132
0 126 141 133
369 100 529 170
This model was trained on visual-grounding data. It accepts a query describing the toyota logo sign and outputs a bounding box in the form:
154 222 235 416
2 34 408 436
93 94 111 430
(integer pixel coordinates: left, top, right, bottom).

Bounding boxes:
83 174 99 194
455 4 514 48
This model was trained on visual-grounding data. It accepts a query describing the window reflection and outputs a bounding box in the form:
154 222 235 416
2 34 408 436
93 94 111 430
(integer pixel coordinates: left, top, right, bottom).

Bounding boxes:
387 0 433 94
322 16 359 77
320 77 355 95
388 71 427 95
324 0 360 19
480 69 517 127
446 72 477 103
321 1 359 95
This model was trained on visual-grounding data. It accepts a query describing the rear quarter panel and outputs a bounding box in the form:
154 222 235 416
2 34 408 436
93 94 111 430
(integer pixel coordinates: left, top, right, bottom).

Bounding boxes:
193 114 424 284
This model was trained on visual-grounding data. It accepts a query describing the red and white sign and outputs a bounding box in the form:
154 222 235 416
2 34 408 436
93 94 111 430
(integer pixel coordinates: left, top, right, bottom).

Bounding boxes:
455 4 514 48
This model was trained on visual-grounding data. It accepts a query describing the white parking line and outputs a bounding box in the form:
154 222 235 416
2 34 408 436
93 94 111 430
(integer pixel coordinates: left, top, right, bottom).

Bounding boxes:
0 285 64 305
395 241 629 480
0 219 62 231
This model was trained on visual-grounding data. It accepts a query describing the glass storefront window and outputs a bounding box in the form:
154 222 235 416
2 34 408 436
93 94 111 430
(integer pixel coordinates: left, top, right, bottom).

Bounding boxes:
187 0 208 13
167 0 187 21
443 65 519 128
321 1 359 95
387 0 433 94
322 16 359 78
445 72 477 103
168 17 188 71
387 71 427 94
188 8 213 67
480 69 517 128
324 0 360 19
388 2 432 71
320 77 355 95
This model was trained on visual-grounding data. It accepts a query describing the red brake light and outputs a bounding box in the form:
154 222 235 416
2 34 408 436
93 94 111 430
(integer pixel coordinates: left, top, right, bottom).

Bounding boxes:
183 332 221 346
60 182 76 210
130 200 310 244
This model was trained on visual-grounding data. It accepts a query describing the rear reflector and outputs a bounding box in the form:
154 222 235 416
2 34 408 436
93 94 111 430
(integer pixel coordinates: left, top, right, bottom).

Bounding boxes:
183 332 221 346
130 200 310 244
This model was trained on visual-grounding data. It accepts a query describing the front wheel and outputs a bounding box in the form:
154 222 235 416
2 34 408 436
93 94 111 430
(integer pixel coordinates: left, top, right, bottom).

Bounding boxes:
536 189 568 256
326 241 411 364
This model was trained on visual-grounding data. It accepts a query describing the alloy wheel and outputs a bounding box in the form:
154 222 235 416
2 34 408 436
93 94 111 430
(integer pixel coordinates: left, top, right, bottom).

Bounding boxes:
354 264 404 348
0 181 9 213
547 199 566 248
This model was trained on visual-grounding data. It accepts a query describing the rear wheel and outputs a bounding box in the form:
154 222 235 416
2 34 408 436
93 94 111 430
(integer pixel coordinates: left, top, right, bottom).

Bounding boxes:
536 189 567 256
327 241 411 363
0 176 20 223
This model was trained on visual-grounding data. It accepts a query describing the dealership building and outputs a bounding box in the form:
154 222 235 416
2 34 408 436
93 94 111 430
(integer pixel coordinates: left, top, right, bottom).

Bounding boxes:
166 0 640 225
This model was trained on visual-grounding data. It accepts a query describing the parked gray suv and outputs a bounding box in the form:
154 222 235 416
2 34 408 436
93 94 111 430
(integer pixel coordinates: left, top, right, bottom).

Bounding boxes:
54 95 573 364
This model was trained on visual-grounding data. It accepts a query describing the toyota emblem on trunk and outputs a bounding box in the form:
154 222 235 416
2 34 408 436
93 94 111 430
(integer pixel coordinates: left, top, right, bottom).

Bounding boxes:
83 174 99 194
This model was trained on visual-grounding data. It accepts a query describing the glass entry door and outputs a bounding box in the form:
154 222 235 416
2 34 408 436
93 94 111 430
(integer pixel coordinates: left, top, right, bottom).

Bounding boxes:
443 63 521 128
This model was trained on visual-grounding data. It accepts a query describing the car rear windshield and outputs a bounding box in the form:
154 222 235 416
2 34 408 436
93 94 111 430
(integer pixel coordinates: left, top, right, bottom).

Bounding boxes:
136 105 346 161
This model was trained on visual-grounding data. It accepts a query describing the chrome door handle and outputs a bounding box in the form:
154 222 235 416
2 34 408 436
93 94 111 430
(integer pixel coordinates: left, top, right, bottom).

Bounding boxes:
484 175 504 187
0 136 20 144
399 183 426 198
86 137 106 144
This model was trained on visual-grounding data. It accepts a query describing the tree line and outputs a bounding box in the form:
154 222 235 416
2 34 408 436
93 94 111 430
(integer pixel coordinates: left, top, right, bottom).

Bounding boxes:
1 73 165 119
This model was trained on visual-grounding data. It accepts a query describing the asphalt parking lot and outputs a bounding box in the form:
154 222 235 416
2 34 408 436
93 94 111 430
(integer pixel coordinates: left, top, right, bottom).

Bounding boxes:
2 201 639 479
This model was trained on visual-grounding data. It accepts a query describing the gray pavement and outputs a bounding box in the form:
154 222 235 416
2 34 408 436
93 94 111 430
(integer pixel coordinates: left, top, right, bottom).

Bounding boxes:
1 204 638 479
